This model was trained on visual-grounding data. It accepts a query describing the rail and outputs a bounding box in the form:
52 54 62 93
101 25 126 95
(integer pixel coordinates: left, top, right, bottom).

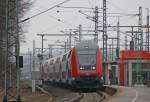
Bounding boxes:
69 92 84 102
96 90 106 102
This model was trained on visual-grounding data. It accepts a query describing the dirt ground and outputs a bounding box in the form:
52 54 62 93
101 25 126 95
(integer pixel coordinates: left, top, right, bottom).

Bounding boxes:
20 80 52 102
21 87 52 102
0 81 52 102
0 88 4 102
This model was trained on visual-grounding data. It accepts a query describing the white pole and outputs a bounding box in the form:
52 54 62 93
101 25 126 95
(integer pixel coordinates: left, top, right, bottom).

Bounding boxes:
32 40 36 92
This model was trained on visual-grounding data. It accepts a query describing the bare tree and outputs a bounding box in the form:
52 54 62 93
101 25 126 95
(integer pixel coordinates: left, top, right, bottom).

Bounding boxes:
0 0 32 100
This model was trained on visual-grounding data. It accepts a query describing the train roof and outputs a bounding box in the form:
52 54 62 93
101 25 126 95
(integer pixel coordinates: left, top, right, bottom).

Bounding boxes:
75 40 98 49
43 40 98 64
43 50 71 64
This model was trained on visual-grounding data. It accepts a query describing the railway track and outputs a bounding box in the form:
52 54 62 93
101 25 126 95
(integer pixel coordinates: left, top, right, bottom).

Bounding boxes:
96 90 106 102
68 92 84 102
23 80 113 102
39 83 106 102
55 90 105 102
36 81 118 102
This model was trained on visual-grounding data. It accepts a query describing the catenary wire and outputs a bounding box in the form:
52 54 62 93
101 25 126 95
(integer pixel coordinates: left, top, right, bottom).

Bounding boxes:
20 0 71 23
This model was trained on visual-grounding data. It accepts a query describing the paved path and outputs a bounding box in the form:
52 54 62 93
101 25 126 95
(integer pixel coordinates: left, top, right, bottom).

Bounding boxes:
134 87 150 102
106 86 150 102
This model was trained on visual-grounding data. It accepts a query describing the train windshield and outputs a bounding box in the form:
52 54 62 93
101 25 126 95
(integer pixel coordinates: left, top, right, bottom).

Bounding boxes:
77 49 97 67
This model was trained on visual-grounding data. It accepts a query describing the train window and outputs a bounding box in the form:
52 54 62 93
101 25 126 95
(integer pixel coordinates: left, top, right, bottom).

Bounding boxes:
56 57 60 63
62 54 67 61
77 49 97 55
77 49 97 66
68 51 72 58
50 60 54 65
53 66 55 72
44 62 48 66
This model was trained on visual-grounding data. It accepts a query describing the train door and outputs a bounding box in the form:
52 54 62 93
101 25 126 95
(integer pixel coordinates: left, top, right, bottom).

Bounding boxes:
111 65 119 85
132 62 150 86
131 62 142 85
67 51 72 84
55 57 60 82
49 60 54 81
61 54 67 83
147 72 150 86
141 63 150 86
53 66 55 82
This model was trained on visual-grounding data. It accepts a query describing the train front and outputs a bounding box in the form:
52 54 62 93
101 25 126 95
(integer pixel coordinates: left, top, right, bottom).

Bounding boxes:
71 40 103 89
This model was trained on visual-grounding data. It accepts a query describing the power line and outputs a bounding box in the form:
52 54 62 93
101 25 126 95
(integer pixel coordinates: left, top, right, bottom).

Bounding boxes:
57 6 102 9
106 0 128 14
86 0 94 34
33 8 72 25
87 0 94 8
107 13 138 16
40 13 80 33
57 6 94 9
121 16 137 25
78 9 145 40
30 8 78 33
20 0 71 23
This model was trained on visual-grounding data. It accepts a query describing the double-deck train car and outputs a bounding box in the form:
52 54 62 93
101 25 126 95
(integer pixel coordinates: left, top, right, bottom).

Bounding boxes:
41 40 103 89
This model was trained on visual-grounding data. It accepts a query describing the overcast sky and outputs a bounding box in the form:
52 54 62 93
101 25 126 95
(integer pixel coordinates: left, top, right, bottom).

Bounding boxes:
20 0 150 53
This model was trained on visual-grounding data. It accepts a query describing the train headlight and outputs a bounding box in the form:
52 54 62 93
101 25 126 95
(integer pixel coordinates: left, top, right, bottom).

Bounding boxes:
91 66 96 70
80 67 84 70
72 77 75 80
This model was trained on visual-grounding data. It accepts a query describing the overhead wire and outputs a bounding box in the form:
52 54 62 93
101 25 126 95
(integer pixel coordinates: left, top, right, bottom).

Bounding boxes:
39 12 80 33
107 13 138 16
106 0 140 26
32 0 97 32
87 0 94 8
20 0 71 23
79 10 135 38
57 6 95 9
54 1 95 36
105 0 145 48
86 0 94 35
33 7 74 26
27 5 80 33
29 0 140 43
106 0 128 14
121 16 138 25
30 8 66 33
102 0 147 48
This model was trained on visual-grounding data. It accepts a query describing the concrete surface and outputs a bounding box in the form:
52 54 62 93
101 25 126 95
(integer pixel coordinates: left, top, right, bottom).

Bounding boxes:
106 86 150 102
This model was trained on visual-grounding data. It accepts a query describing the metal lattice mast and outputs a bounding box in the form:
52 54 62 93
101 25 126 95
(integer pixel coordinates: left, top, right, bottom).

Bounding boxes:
3 0 21 101
130 27 134 50
134 32 138 50
32 40 36 93
125 34 128 50
146 8 149 51
0 0 6 88
16 0 21 100
138 6 143 51
48 44 53 58
69 32 72 50
111 39 114 61
79 24 82 42
94 6 98 44
103 0 107 61
136 6 143 85
116 17 120 59
4 0 9 101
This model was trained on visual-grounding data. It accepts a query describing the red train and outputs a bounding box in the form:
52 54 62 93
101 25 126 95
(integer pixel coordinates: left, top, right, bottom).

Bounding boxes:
41 40 103 89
